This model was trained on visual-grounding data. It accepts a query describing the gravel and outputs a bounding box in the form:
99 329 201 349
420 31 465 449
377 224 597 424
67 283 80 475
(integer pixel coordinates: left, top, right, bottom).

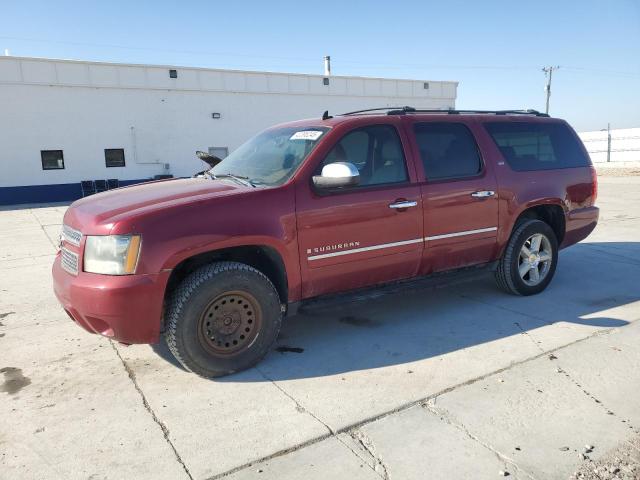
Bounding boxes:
595 167 640 177
572 436 640 479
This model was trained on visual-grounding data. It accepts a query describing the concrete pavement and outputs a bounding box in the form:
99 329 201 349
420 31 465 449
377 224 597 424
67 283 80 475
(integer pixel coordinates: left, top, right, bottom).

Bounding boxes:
1 177 639 479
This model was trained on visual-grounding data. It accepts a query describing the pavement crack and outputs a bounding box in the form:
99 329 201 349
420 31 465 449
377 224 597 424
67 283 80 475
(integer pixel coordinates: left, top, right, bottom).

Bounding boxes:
256 366 334 435
110 342 194 480
422 399 537 480
348 429 390 479
513 321 548 354
228 369 386 479
212 329 621 479
512 321 639 434
554 364 639 435
28 209 59 251
461 294 552 326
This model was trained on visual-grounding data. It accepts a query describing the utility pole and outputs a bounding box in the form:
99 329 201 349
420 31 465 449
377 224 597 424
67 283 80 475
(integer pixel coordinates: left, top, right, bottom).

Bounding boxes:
606 122 611 163
542 66 560 114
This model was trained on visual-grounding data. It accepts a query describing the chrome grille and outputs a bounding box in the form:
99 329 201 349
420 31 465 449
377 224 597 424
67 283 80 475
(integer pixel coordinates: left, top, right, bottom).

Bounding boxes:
61 247 79 275
62 224 82 247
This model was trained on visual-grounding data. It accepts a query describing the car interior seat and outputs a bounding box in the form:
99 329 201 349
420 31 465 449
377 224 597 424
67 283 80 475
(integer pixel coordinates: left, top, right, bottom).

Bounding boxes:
369 140 405 184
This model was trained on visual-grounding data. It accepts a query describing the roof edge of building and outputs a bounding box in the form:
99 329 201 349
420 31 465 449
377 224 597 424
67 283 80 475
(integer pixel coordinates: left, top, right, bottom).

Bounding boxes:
0 55 459 86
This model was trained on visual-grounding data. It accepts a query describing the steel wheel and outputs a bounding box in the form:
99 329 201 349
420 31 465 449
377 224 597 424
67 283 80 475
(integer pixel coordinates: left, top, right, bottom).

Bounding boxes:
518 233 552 286
197 290 263 356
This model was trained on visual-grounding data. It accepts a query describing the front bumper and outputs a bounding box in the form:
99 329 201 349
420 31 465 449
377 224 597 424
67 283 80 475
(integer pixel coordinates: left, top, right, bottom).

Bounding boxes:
52 254 169 344
561 206 599 248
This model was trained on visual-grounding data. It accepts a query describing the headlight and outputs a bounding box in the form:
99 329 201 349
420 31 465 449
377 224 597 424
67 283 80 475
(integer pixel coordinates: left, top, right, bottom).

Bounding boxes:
84 235 141 275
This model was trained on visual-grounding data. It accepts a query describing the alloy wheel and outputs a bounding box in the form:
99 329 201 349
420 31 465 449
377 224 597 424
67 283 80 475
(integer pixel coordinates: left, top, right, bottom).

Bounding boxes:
518 233 553 286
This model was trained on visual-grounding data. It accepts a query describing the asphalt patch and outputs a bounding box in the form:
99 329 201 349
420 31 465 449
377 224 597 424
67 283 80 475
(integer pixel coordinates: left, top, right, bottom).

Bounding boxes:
1 367 31 394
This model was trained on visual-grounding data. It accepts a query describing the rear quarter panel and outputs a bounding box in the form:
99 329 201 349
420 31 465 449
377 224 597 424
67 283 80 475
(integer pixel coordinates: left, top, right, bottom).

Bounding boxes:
473 118 595 256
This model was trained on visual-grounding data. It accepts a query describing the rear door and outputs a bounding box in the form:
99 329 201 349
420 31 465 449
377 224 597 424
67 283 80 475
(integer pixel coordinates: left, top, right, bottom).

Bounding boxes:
405 118 500 274
295 119 423 298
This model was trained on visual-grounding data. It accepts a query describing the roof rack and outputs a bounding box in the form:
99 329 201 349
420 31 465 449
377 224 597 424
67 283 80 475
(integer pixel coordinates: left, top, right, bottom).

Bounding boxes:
340 106 412 116
339 106 549 117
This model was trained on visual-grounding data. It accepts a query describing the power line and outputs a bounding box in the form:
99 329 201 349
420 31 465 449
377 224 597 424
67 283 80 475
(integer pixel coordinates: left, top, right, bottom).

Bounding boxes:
2 35 639 77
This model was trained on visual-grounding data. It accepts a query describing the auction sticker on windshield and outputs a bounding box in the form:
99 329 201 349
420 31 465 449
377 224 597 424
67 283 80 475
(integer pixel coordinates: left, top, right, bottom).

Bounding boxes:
290 130 324 141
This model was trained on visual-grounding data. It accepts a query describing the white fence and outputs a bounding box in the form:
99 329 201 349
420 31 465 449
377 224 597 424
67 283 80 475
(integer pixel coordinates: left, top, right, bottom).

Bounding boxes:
578 127 640 164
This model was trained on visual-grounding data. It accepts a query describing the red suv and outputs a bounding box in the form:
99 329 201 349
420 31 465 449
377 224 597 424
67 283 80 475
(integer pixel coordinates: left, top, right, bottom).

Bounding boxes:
53 107 598 377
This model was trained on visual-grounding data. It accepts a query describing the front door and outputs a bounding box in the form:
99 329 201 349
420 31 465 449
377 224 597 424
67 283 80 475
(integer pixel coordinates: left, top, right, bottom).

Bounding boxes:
296 122 423 298
406 119 499 274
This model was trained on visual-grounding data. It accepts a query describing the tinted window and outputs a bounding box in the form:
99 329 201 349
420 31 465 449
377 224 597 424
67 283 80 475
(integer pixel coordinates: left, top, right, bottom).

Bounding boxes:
485 122 590 171
41 150 64 170
414 123 482 180
322 125 407 187
105 148 125 168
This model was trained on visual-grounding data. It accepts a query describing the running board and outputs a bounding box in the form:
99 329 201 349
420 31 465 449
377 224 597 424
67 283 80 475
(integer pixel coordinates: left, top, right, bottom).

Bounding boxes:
287 261 498 316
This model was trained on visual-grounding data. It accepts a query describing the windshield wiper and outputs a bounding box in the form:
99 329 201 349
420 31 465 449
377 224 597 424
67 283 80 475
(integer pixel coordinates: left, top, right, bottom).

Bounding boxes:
215 173 257 188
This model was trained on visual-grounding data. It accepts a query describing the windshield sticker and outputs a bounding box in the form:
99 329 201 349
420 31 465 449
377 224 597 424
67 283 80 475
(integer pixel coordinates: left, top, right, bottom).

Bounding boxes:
290 130 324 141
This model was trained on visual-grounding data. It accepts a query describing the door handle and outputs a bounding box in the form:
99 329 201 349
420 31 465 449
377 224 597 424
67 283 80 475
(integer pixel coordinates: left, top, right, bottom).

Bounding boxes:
389 200 418 209
471 190 495 198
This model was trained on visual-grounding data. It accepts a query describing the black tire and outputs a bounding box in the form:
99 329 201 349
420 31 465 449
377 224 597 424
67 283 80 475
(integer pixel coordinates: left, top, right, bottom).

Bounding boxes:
165 261 282 377
495 219 559 296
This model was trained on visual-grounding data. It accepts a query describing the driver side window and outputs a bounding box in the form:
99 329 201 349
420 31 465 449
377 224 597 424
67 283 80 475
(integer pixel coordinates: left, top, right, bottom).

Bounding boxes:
322 125 408 187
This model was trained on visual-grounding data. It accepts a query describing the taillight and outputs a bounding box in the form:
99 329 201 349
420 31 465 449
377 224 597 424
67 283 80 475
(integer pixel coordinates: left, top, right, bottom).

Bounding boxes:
590 166 598 205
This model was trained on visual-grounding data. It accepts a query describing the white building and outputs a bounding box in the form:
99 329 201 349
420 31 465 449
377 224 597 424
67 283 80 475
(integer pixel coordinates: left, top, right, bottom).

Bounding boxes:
0 56 458 204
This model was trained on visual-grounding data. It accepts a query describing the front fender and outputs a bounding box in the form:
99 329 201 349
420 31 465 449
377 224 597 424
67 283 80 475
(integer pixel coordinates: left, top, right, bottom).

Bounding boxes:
129 185 302 302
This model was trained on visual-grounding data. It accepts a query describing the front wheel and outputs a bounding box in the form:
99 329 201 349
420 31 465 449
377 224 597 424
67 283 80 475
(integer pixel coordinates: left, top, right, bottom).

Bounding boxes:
165 262 282 377
495 219 559 296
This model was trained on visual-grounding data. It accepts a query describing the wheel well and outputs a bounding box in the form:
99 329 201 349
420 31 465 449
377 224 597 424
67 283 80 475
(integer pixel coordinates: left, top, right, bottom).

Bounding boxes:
515 205 566 244
164 245 288 306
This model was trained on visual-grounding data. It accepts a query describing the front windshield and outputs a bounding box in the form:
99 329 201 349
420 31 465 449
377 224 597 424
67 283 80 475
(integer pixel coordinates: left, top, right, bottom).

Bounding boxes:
210 126 330 186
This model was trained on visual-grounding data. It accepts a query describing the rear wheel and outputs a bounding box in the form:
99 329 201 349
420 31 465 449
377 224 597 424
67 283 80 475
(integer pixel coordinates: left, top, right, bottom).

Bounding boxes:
165 262 282 377
495 219 559 296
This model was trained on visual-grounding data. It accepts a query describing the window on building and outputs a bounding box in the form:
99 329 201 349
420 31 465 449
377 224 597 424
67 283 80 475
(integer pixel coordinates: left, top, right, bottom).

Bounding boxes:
41 150 65 170
413 123 482 180
321 125 408 187
208 147 229 159
105 149 126 168
484 122 590 171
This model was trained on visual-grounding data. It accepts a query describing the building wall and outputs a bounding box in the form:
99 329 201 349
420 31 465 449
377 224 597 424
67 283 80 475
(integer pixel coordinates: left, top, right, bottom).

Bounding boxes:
578 127 640 163
0 57 457 204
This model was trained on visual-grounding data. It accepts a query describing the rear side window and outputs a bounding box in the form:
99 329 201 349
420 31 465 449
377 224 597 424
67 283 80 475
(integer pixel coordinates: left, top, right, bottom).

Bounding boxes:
485 122 590 171
413 123 482 180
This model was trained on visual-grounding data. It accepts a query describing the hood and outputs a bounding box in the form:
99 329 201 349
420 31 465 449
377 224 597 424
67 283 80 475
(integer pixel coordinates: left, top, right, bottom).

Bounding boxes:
65 178 248 232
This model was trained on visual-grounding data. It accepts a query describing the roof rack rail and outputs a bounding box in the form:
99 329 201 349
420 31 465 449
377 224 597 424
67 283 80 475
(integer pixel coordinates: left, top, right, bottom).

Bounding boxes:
388 108 549 117
338 106 549 117
340 106 416 116
405 108 549 117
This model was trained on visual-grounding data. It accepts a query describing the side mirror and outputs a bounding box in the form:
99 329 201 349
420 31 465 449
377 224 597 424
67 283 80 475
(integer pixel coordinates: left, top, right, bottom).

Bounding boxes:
312 162 360 189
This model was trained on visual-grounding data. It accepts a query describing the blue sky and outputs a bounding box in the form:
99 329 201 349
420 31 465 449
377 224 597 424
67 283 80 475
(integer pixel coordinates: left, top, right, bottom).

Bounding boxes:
2 0 638 131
